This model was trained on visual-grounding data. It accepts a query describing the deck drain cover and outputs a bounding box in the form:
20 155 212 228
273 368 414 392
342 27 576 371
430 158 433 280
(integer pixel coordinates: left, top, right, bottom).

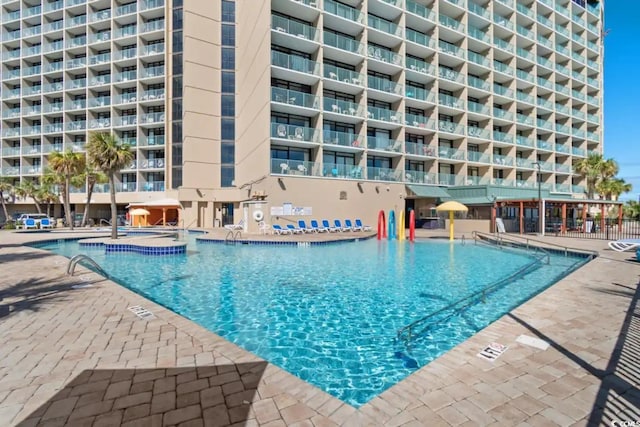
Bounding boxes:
516 334 549 350
128 305 156 320
477 342 507 362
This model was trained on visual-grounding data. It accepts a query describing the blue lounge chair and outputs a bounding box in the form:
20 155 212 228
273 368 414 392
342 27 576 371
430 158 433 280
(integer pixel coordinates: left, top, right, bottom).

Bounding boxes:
297 220 313 233
272 224 293 235
310 219 328 233
286 224 303 234
322 219 339 232
40 218 53 229
24 218 38 230
355 219 372 232
334 219 351 232
345 219 361 232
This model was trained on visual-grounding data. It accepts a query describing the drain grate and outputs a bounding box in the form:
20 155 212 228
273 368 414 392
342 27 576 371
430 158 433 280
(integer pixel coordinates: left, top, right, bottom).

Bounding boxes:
477 342 507 362
128 305 156 320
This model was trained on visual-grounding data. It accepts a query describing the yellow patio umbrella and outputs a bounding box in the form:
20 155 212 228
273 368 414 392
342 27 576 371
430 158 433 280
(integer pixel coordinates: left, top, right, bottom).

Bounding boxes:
435 201 468 241
130 208 150 227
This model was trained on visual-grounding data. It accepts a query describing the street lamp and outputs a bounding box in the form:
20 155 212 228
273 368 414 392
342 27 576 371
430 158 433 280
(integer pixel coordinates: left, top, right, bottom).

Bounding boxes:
533 162 542 234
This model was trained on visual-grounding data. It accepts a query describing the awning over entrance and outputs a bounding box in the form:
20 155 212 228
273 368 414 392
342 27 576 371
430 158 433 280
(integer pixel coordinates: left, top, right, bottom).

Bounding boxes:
406 185 451 199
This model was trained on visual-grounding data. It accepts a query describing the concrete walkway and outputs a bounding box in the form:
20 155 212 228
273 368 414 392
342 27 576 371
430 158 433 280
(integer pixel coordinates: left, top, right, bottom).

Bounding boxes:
0 229 639 426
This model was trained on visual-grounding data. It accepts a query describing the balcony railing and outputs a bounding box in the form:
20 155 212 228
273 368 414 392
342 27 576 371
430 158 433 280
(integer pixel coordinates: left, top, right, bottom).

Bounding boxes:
271 158 318 177
368 166 401 182
367 105 402 123
323 98 362 117
273 51 320 76
323 32 363 55
272 15 317 41
271 123 318 144
325 0 362 22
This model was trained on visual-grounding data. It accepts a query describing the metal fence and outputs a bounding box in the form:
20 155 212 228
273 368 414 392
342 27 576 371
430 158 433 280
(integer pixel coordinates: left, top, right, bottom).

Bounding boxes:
499 216 640 240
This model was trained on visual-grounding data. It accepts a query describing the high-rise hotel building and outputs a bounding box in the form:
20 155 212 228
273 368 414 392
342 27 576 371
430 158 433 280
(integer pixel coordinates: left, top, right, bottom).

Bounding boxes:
0 0 603 228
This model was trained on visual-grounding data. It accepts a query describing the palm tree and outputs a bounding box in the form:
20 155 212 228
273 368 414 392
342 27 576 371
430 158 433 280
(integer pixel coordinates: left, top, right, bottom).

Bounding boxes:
86 132 133 239
48 150 86 230
80 166 108 227
14 180 43 214
624 200 640 219
0 178 14 223
573 153 605 199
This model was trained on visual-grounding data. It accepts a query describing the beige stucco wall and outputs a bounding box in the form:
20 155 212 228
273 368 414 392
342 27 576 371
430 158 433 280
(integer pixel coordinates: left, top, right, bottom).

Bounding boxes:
235 1 272 190
444 219 491 235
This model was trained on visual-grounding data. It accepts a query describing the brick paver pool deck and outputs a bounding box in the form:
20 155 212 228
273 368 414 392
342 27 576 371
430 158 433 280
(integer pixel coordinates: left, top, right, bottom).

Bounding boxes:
0 229 639 426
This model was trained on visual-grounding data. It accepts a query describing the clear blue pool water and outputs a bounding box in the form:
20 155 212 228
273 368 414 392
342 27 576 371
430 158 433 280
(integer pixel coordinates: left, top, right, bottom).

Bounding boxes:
36 237 589 406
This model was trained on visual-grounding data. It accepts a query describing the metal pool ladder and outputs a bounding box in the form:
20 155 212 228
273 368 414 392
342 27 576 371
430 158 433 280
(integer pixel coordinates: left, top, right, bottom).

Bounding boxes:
67 254 109 278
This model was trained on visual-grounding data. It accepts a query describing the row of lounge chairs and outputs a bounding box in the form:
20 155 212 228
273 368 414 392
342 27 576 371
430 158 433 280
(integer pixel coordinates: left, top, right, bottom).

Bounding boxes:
273 219 371 235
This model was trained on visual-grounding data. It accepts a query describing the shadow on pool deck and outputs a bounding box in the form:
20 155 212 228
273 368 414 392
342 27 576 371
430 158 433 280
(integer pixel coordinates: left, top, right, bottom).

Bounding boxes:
0 276 104 320
507 274 640 424
18 363 268 426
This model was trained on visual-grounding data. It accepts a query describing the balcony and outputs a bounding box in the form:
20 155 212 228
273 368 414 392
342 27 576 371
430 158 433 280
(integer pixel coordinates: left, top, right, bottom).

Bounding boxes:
439 67 465 84
467 26 490 44
468 51 491 68
140 159 165 170
438 173 462 186
368 166 401 182
468 2 490 20
406 87 435 103
516 113 534 126
406 0 435 21
572 146 586 157
271 158 318 177
114 25 137 39
322 129 362 148
467 126 490 139
368 14 401 38
439 14 464 33
67 120 87 131
141 181 165 192
467 101 489 116
320 162 362 179
367 136 402 153
493 60 513 76
89 96 111 108
272 123 319 145
468 75 490 91
405 28 435 51
516 158 534 168
467 151 490 164
438 93 464 109
142 19 165 33
405 113 435 130
493 154 513 167
272 51 320 78
437 121 464 136
493 130 513 144
140 112 165 125
272 15 318 46
272 88 319 112
438 40 464 58
1 147 20 156
555 163 572 173
405 171 438 184
140 65 164 79
404 141 436 157
516 136 535 148
367 105 401 123
88 118 111 129
140 43 165 57
405 57 435 77
493 108 513 121
368 75 402 96
114 116 137 127
323 32 363 55
89 9 111 23
325 0 362 23
536 140 553 151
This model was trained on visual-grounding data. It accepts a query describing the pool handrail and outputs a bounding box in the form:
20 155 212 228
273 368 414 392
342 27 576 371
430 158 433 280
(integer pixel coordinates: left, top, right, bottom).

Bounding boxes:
396 251 547 344
67 254 109 278
471 231 599 259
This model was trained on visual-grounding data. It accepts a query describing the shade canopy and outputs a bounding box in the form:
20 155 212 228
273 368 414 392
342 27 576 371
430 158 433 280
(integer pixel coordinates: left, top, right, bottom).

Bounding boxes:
129 208 150 216
435 200 469 212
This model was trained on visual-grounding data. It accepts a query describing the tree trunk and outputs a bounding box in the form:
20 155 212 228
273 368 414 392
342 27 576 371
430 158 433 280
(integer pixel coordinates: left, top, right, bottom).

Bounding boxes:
109 175 118 240
82 178 95 227
0 191 9 224
64 176 74 230
33 199 42 214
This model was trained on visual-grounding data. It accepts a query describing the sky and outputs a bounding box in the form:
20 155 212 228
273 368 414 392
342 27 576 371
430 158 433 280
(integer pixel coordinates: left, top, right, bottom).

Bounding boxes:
603 1 640 201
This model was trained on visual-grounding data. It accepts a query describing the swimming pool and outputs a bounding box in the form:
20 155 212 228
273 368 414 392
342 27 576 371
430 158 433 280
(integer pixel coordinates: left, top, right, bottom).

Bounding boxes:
36 238 590 406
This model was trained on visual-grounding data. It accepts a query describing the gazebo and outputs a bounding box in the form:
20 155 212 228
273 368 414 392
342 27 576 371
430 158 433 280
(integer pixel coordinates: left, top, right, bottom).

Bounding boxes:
127 199 182 227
